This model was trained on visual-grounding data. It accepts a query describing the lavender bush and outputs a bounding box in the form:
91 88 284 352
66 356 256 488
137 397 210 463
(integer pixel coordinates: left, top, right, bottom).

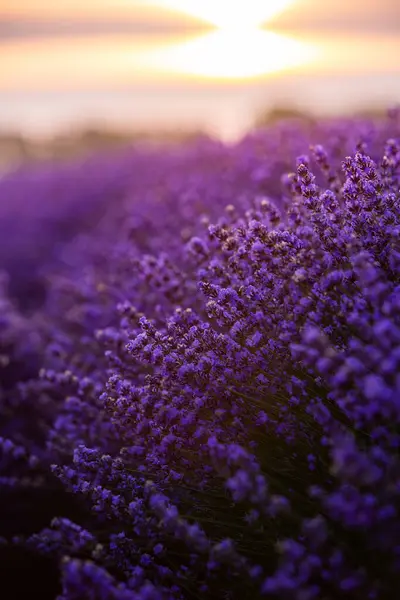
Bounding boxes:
1 111 400 599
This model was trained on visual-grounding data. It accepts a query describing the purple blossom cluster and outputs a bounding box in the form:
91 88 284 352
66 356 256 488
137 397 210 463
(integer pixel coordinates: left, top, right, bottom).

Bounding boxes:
1 111 400 599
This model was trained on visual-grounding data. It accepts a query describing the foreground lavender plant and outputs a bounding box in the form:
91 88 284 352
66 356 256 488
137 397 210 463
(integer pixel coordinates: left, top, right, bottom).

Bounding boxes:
1 112 400 599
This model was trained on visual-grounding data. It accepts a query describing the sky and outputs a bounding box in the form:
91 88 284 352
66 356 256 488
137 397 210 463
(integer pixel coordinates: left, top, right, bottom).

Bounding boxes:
0 0 399 140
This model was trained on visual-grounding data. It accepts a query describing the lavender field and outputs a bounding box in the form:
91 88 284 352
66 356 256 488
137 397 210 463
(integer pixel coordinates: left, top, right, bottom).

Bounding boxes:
1 112 400 599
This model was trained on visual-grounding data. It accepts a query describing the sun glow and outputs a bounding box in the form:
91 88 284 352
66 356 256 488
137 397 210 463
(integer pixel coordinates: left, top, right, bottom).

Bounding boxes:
144 0 294 31
137 29 315 80
136 1 311 80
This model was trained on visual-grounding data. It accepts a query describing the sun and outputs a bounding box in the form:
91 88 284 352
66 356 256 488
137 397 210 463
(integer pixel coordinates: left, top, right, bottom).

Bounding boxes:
136 28 315 80
134 1 313 81
143 0 294 31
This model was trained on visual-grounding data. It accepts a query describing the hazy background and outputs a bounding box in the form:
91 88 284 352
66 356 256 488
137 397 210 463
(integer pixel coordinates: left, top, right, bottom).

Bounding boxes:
1 0 399 161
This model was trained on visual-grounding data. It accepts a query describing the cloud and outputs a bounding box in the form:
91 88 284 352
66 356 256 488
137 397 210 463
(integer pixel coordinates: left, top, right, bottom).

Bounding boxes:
0 17 210 40
269 0 400 32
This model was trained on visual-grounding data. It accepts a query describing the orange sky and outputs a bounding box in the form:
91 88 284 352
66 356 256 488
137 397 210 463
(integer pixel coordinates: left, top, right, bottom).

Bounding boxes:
0 1 203 26
1 1 399 88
